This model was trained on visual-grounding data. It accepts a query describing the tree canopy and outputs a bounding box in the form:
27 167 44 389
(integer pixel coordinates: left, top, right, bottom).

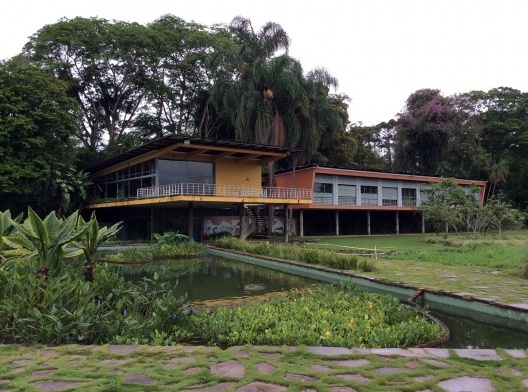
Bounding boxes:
0 57 79 214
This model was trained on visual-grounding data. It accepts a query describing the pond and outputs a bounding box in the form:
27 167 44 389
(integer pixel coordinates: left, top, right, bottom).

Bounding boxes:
116 254 528 349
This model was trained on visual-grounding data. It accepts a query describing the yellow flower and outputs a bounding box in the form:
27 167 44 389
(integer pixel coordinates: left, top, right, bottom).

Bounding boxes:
325 331 331 337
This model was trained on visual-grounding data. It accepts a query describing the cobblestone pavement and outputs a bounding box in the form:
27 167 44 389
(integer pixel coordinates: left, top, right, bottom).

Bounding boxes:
1 344 527 391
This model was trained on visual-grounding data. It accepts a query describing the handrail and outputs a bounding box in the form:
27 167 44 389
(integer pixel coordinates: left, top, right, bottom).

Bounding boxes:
137 183 312 200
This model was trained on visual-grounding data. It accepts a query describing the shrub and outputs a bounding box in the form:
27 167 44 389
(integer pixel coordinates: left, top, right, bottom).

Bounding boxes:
189 284 444 348
0 261 191 345
211 237 374 272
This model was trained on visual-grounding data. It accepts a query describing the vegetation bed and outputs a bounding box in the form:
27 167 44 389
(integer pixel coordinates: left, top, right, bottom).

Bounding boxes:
189 284 446 348
211 236 375 272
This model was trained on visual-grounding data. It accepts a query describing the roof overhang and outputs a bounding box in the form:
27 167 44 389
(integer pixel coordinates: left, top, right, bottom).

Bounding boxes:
89 137 290 178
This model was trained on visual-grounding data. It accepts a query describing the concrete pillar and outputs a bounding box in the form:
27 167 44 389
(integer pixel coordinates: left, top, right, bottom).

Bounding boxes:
367 210 371 235
421 213 426 234
396 211 400 234
284 204 289 243
188 202 194 240
335 210 340 236
299 209 304 238
150 207 155 240
239 204 244 239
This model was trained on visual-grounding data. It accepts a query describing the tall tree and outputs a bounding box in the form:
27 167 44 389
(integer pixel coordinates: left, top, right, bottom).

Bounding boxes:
479 87 528 207
394 89 456 175
136 15 229 139
0 58 79 214
24 17 152 154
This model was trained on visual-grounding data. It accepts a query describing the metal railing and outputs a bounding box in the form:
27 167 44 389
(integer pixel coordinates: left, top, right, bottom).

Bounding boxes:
137 183 312 200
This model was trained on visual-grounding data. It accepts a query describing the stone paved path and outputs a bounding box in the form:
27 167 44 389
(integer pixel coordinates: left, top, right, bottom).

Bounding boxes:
1 344 527 391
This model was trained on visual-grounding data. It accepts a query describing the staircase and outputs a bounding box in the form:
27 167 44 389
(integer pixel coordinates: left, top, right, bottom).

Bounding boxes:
239 205 268 240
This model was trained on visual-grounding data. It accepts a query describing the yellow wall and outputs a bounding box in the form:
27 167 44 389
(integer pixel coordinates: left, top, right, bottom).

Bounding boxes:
215 159 262 188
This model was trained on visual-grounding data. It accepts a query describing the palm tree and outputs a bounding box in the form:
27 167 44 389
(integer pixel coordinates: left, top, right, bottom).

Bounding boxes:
488 160 509 199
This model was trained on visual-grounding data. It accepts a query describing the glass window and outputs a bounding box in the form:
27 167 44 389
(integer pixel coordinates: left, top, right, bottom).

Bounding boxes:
314 182 333 193
157 159 214 185
361 185 378 194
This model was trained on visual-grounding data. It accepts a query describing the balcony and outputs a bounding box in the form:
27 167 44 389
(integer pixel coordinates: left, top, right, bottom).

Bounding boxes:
136 183 312 201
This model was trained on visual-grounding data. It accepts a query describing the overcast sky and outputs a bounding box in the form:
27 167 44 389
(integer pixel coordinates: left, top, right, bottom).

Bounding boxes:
1 0 527 126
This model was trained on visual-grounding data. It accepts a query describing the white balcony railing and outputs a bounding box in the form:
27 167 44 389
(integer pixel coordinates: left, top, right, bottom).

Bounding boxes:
137 183 312 200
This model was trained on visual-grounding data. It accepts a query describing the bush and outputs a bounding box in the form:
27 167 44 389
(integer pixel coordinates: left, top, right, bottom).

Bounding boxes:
212 237 374 272
189 284 444 348
0 260 191 345
104 241 204 263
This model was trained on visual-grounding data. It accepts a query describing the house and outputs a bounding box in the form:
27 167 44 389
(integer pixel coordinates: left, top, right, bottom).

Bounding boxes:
85 137 312 241
274 165 487 237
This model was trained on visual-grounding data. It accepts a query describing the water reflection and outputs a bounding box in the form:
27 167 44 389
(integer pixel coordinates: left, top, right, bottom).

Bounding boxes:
116 254 316 307
434 311 528 349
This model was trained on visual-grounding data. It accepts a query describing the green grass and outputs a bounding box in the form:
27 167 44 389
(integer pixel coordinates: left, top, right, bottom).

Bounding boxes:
307 231 528 269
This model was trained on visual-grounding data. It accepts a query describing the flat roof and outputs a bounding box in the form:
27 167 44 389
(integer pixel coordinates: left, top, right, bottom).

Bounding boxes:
88 137 291 173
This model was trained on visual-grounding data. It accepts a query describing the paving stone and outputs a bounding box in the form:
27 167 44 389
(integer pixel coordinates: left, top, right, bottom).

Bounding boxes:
510 368 522 376
256 362 277 375
184 367 202 375
415 374 436 382
335 374 371 383
260 352 281 360
210 360 246 378
285 372 319 382
370 348 412 356
169 356 197 364
237 381 287 392
328 359 370 368
420 348 450 358
299 389 317 392
437 376 495 392
162 363 179 370
181 382 236 392
424 359 450 368
310 364 332 372
123 373 157 385
39 350 57 358
329 387 357 392
307 346 352 356
32 369 57 377
522 379 528 388
107 345 140 355
374 367 411 375
35 381 86 391
102 359 131 366
505 349 526 358
235 349 250 358
12 359 34 367
455 349 502 361
405 360 422 368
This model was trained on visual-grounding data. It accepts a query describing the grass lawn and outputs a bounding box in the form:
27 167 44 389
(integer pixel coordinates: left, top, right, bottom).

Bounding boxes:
304 231 528 305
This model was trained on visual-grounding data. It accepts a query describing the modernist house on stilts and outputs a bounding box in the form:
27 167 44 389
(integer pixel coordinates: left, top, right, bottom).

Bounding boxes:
275 166 487 237
85 137 486 240
85 137 312 241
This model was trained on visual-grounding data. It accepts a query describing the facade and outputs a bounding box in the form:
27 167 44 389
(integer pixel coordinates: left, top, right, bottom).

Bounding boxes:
274 166 487 236
85 137 312 240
